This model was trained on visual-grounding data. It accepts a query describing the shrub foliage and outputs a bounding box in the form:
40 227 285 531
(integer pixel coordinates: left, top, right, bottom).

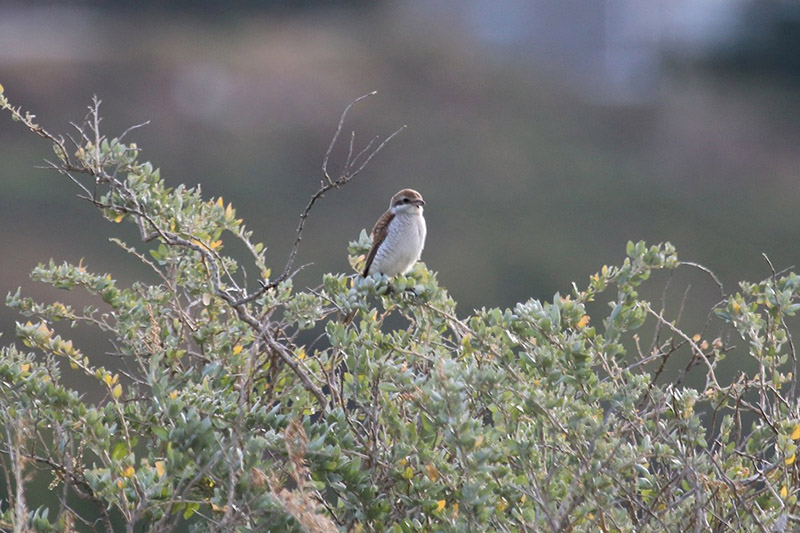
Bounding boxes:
2 90 800 532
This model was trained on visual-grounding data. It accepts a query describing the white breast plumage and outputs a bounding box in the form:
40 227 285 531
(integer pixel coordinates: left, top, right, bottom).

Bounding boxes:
369 212 426 277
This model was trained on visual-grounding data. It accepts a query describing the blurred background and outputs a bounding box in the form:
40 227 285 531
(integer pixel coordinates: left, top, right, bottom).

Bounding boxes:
2 0 800 385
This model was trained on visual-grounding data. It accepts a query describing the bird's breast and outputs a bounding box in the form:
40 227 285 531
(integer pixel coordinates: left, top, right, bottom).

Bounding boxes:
371 213 426 276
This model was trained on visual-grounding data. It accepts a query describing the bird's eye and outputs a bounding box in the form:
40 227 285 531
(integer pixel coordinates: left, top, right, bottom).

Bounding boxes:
402 198 410 203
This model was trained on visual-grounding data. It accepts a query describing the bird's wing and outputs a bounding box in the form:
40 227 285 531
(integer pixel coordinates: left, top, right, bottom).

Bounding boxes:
363 210 394 276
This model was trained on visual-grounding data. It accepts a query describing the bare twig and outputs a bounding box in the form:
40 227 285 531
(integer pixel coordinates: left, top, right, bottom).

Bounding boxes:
235 92 405 306
322 92 374 184
644 304 720 389
682 261 725 297
762 253 778 284
117 120 151 142
27 453 114 532
262 329 327 406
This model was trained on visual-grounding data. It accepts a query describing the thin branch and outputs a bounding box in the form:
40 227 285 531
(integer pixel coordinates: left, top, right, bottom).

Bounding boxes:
117 120 151 142
262 329 327 407
762 253 777 282
234 93 405 306
644 303 720 389
681 261 725 297
322 91 376 185
29 454 114 532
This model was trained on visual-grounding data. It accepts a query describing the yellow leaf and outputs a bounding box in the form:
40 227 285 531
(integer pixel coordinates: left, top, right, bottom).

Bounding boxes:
112 384 123 399
225 203 234 220
116 479 124 489
37 322 50 335
520 494 526 504
496 497 508 513
787 453 796 466
113 214 124 223
20 363 30 373
451 503 459 519
576 315 590 329
209 240 222 250
732 301 741 313
169 391 178 399
0 82 4 94
233 344 243 355
155 461 166 478
402 466 414 480
211 503 229 513
692 333 701 342
104 374 113 386
474 435 484 448
425 463 440 481
216 197 224 207
122 466 135 478
781 485 788 499
296 347 306 360
436 500 446 512
399 458 407 466
792 424 800 441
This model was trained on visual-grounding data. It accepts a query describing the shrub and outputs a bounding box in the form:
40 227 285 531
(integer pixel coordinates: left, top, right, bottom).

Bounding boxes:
2 89 799 532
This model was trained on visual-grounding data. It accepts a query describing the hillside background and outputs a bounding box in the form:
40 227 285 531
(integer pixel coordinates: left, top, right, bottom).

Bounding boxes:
2 0 800 392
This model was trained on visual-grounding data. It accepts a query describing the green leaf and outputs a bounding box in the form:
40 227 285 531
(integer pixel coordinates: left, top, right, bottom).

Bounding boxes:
183 502 199 519
111 441 128 461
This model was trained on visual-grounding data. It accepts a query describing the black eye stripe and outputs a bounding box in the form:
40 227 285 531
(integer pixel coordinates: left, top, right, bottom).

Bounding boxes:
394 196 421 206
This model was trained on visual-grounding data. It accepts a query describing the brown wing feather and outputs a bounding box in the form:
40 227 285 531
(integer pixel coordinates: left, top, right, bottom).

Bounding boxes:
362 210 394 276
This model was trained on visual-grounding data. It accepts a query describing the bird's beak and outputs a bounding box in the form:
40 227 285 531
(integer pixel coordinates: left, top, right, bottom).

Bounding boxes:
414 199 425 207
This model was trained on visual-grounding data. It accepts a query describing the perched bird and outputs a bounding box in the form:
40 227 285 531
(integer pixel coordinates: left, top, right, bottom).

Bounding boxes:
362 188 427 277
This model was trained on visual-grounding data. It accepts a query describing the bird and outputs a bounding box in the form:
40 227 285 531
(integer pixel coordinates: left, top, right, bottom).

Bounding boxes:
362 188 427 278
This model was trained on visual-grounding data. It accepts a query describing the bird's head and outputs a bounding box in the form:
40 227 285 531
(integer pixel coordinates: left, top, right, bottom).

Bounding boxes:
390 188 425 215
